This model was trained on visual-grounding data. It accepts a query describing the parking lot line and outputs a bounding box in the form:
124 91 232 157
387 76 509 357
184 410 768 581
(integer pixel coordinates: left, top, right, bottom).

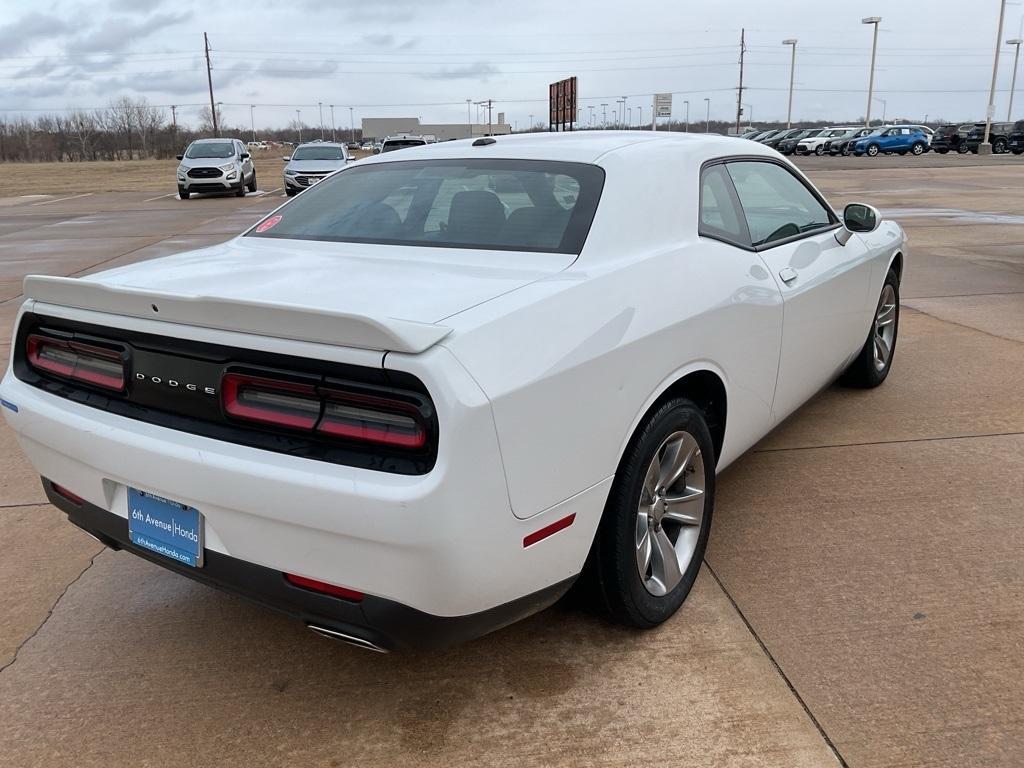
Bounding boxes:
30 193 93 206
143 193 176 203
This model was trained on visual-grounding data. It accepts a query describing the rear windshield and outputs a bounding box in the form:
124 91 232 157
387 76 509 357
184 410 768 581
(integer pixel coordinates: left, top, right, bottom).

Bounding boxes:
247 158 605 254
292 146 346 161
185 141 235 159
381 140 426 152
934 125 958 136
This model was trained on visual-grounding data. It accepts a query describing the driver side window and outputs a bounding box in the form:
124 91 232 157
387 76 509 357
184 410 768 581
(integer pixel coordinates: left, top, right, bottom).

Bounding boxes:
726 161 834 248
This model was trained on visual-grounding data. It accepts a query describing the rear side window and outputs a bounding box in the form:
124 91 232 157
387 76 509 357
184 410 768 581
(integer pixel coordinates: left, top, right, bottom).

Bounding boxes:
248 158 604 255
699 165 750 248
726 161 834 248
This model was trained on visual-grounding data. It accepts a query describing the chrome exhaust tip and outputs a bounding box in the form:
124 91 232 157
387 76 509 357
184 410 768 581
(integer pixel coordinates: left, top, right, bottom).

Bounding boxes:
307 624 389 653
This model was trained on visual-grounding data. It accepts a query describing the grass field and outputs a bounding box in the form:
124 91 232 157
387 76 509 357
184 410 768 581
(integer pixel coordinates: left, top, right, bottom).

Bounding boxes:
0 148 371 197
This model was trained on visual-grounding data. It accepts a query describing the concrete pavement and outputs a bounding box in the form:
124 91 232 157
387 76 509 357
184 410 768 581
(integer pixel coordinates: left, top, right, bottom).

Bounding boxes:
0 160 1021 767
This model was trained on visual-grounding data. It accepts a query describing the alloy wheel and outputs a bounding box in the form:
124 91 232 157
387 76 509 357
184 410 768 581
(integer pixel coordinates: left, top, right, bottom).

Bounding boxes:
873 283 897 371
635 430 706 597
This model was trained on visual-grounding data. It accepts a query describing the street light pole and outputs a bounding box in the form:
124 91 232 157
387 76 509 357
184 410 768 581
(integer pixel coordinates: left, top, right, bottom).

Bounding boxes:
783 39 798 128
588 105 594 127
249 104 255 143
296 109 302 143
862 17 882 127
637 105 643 129
349 106 355 143
704 98 711 132
683 100 689 132
329 104 336 142
529 114 534 132
466 99 472 138
982 0 1009 152
1006 37 1023 120
318 102 324 141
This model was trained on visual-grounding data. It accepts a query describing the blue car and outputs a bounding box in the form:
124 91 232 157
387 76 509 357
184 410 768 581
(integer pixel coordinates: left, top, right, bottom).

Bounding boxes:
852 126 930 157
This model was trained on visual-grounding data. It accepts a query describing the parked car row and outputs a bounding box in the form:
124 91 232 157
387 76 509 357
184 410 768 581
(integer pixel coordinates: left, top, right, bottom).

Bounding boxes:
742 120 1024 157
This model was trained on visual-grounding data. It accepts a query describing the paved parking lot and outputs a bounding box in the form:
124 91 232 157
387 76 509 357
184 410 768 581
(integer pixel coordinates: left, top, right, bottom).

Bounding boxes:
0 158 1021 767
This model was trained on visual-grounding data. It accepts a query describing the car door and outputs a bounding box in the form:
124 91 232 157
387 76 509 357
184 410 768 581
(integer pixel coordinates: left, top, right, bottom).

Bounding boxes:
724 159 874 423
237 141 252 179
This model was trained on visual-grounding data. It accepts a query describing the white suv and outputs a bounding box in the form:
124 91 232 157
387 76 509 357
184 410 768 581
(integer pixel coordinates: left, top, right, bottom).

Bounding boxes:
796 127 858 156
176 139 256 199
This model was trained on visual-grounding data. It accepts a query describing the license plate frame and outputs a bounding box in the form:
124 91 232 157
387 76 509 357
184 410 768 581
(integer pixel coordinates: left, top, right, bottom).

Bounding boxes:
127 488 204 567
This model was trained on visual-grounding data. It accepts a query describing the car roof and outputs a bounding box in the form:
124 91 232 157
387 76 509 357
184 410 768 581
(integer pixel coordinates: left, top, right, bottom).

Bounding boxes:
355 130 776 166
191 138 234 144
294 142 346 149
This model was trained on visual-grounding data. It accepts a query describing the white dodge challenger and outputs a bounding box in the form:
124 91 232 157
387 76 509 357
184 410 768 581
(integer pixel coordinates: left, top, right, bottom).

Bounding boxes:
1 132 904 652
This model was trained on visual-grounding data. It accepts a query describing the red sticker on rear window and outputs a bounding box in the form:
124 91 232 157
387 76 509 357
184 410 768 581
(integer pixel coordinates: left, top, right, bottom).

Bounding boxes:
255 215 282 233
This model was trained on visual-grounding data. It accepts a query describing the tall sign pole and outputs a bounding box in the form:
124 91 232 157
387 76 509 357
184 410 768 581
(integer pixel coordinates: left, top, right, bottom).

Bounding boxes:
982 0 1008 152
862 17 881 127
735 28 746 135
204 32 218 137
783 39 798 128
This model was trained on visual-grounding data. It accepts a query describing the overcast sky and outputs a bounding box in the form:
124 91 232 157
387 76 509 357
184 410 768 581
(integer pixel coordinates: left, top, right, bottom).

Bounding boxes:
2 0 1023 132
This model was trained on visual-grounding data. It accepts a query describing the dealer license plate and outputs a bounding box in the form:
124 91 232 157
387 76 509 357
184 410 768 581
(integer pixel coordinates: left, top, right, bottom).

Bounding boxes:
128 488 204 567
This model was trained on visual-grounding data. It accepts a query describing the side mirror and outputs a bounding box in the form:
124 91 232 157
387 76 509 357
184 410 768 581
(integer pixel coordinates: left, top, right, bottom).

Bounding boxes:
282 156 291 162
240 152 251 160
836 203 880 245
176 154 183 161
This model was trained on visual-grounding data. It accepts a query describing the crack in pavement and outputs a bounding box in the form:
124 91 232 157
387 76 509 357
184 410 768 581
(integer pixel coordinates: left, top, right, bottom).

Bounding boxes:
755 430 1024 454
704 562 849 768
0 547 106 676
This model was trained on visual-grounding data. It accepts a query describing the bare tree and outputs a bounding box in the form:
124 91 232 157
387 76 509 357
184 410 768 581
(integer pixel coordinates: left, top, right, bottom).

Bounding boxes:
197 104 224 135
133 99 165 157
107 97 137 159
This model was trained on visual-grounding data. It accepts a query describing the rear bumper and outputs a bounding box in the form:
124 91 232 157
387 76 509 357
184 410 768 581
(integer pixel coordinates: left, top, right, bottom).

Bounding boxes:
46 479 575 651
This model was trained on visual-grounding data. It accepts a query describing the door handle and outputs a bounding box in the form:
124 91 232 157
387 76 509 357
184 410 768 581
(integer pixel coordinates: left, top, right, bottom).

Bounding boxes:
778 267 798 284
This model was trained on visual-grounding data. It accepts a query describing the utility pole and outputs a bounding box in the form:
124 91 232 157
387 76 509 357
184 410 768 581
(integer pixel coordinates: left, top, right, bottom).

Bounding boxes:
467 99 473 138
529 114 534 132
1006 37 1023 120
487 99 493 135
704 97 711 132
296 109 302 143
862 17 882 127
203 32 218 137
329 104 336 142
982 0 1008 152
735 28 746 135
349 106 355 142
250 104 256 143
783 39 798 128
170 105 178 134
318 102 324 141
684 100 689 132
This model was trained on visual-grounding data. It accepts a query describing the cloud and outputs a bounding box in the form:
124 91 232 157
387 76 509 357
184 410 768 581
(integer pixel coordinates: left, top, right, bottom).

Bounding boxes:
255 59 340 79
66 11 193 54
0 13 74 55
108 0 165 12
420 62 500 80
15 58 62 78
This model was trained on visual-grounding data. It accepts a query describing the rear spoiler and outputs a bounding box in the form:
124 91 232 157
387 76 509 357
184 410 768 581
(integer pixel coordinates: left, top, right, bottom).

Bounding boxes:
23 275 451 354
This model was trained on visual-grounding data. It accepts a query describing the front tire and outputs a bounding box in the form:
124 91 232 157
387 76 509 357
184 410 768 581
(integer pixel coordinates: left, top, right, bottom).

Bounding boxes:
866 143 880 157
815 145 825 156
994 138 1008 154
840 268 900 388
235 181 246 197
587 398 715 628
177 186 189 200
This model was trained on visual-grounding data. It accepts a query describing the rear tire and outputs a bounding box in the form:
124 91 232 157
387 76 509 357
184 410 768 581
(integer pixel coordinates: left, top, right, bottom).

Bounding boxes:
585 398 715 629
911 142 925 155
247 172 257 192
840 268 900 389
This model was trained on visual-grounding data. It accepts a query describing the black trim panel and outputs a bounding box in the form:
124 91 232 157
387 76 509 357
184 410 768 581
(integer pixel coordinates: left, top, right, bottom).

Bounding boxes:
15 313 438 476
44 478 576 652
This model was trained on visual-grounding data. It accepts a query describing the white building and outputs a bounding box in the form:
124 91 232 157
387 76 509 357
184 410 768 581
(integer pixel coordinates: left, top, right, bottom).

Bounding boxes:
361 117 512 142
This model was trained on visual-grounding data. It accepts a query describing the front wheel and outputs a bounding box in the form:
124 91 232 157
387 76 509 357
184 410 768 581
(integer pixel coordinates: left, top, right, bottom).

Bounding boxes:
815 145 825 156
866 144 880 157
840 268 900 388
586 398 715 628
994 138 1008 154
957 143 971 154
842 144 853 156
177 186 189 200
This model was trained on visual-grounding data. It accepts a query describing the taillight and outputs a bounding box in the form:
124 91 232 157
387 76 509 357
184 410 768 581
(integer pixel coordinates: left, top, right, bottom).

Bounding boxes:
221 371 430 450
26 334 126 391
222 373 320 430
319 389 427 449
